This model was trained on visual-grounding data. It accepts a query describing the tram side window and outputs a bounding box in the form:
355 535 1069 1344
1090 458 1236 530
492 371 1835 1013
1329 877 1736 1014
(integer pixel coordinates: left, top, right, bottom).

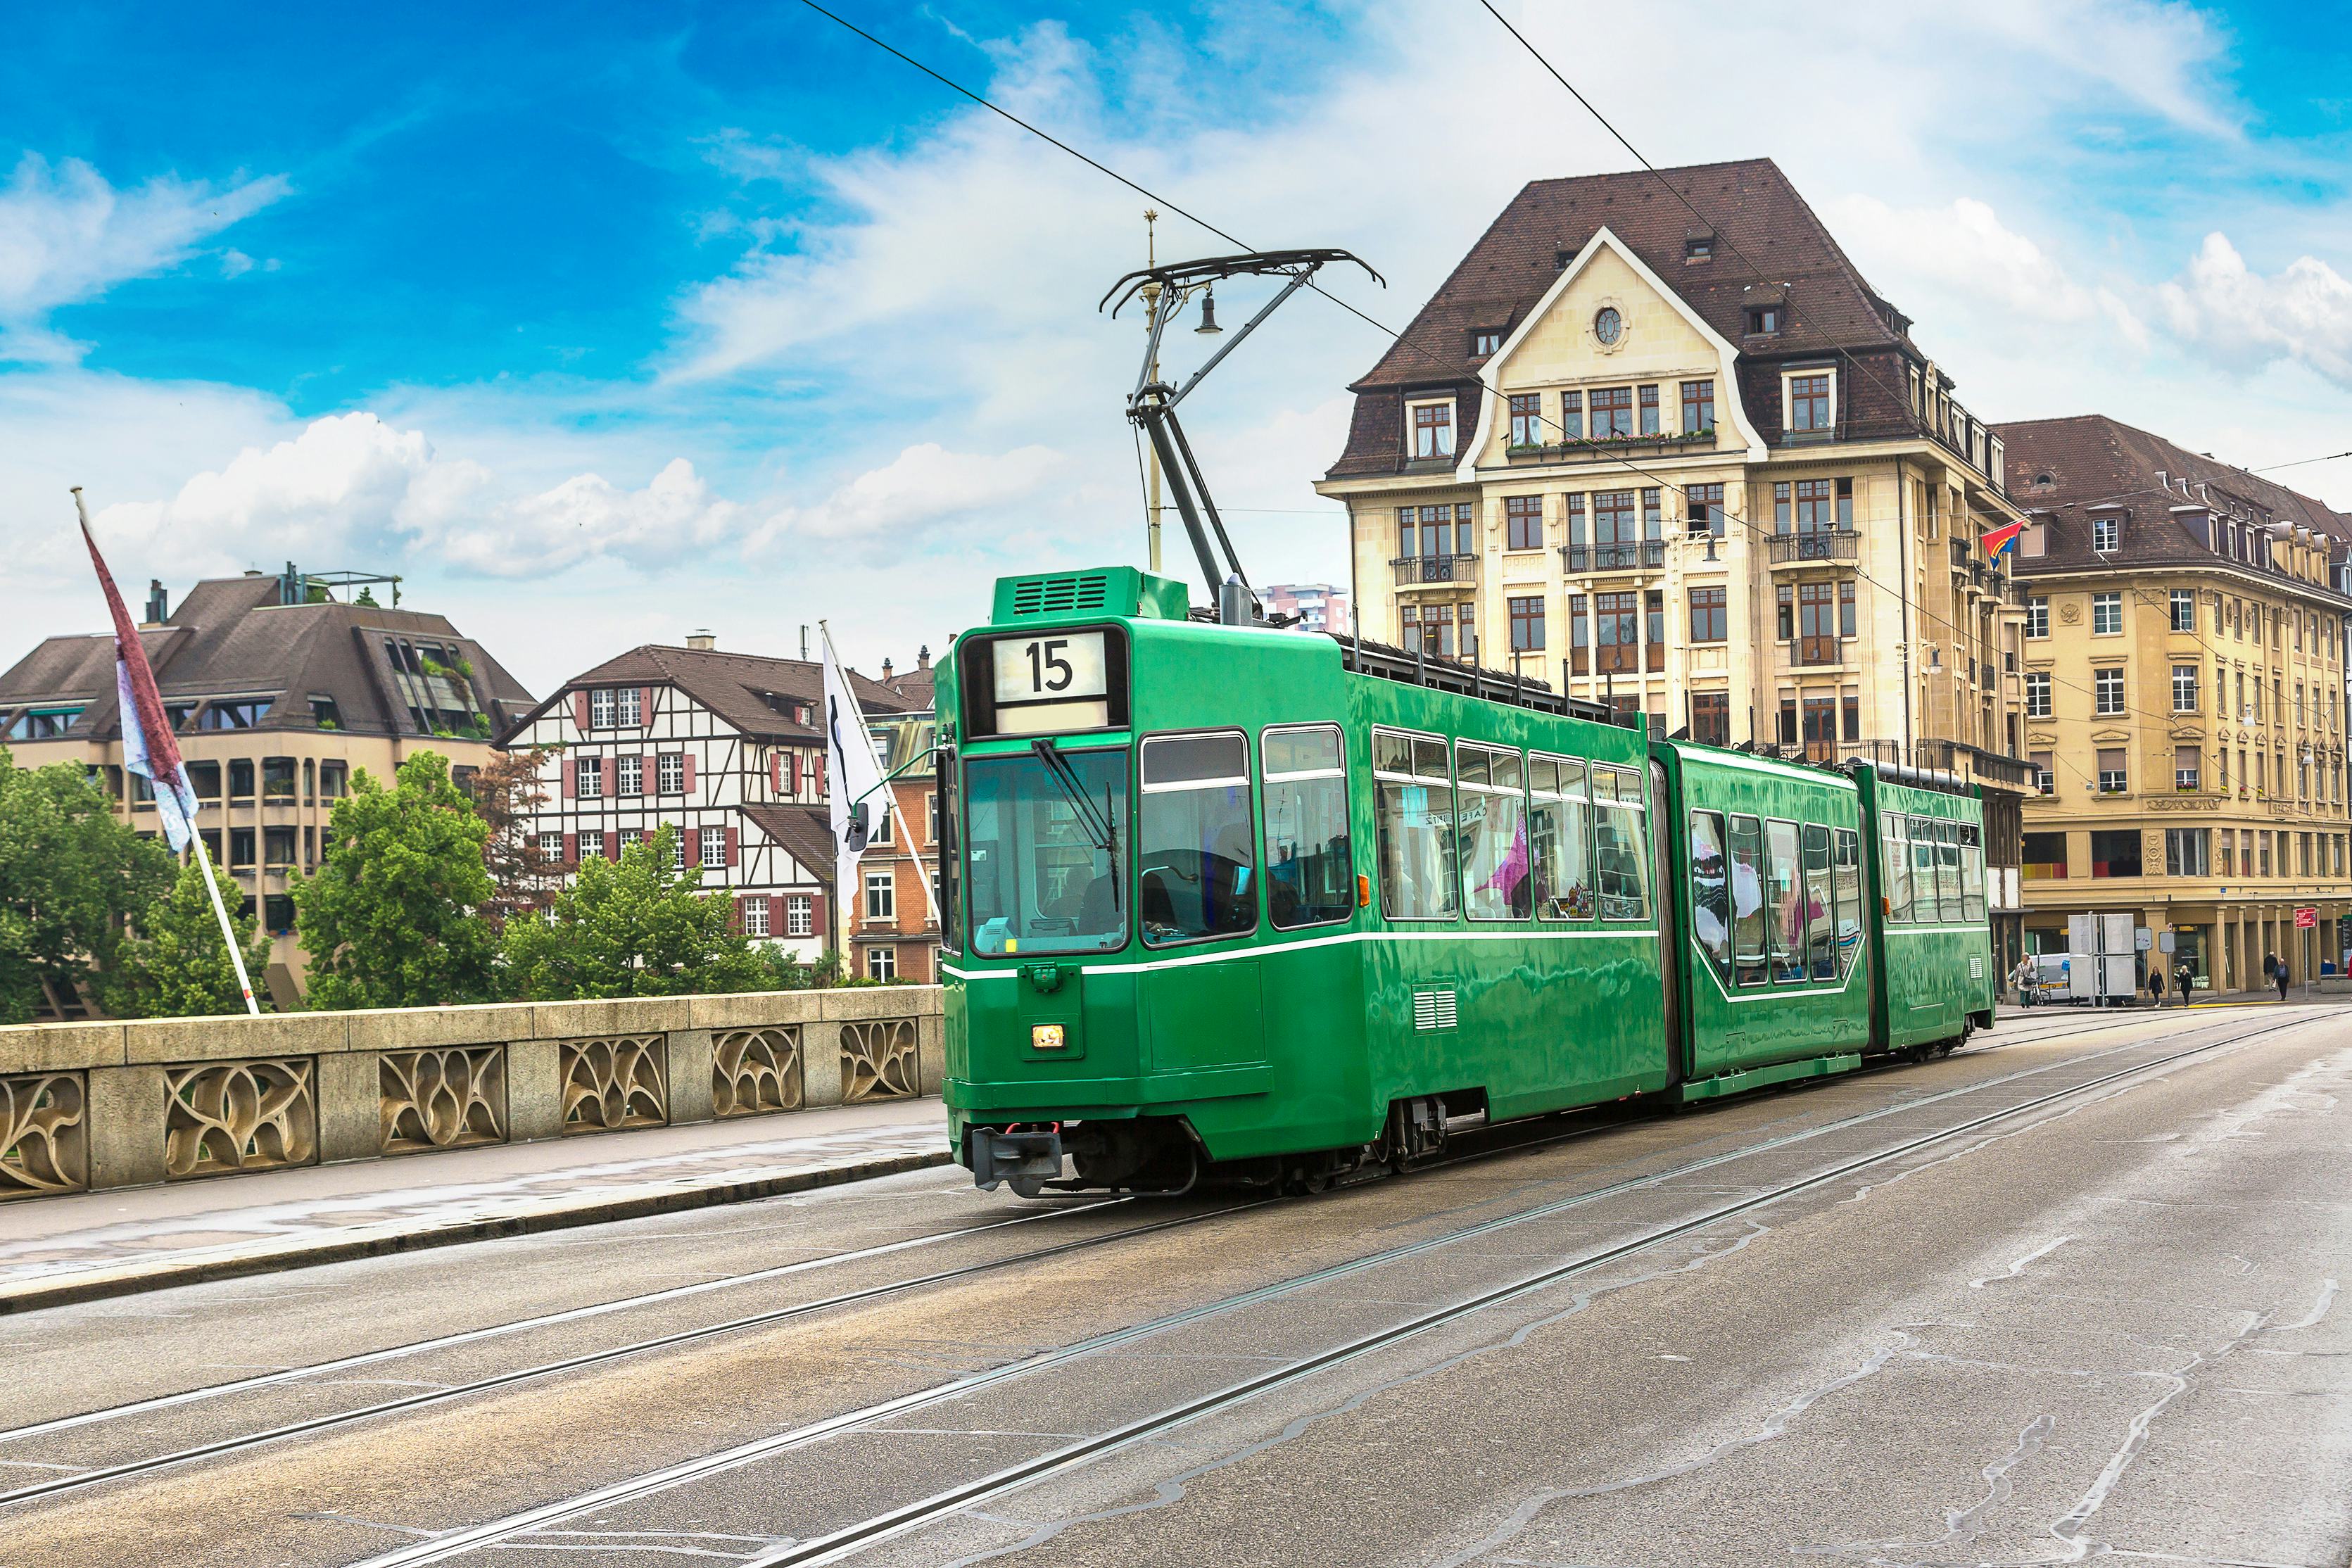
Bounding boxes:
1767 818 1805 982
937 749 961 954
1373 729 1459 921
1832 828 1862 977
1802 823 1835 980
1936 818 1964 923
1591 766 1651 921
1959 821 1986 924
1459 744 1532 921
1882 815 1912 924
1138 732 1258 947
1911 817 1938 924
1730 814 1768 986
1262 725 1353 930
1530 754 1594 920
1688 809 1731 981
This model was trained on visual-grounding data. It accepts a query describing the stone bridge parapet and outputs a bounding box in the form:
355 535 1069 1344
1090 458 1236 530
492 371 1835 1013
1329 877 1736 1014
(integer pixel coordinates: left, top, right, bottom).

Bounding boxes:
0 988 944 1199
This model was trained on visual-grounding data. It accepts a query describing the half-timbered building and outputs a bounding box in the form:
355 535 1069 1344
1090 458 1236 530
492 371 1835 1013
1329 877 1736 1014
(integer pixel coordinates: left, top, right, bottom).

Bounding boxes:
498 636 916 962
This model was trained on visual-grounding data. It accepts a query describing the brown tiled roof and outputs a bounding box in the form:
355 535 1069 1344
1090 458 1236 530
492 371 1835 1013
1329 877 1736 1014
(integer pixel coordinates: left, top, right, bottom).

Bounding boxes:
499 644 915 747
742 802 840 880
1997 415 2352 589
1329 158 1926 479
0 573 536 741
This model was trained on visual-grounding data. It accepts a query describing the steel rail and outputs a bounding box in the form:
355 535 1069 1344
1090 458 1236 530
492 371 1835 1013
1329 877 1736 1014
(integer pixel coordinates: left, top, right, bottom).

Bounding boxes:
345 1011 2296 1568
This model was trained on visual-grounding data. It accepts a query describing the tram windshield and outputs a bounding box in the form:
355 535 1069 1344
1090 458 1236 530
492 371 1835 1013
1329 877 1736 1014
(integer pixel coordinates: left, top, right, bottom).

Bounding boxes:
965 747 1129 956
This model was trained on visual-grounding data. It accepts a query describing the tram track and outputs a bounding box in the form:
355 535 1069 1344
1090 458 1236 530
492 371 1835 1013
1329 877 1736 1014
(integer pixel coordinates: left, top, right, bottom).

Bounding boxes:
334 1006 2309 1568
0 1004 2288 1531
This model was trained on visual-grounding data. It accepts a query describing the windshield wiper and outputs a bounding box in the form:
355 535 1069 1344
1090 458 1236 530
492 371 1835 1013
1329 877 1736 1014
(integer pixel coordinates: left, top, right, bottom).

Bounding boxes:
1032 738 1121 911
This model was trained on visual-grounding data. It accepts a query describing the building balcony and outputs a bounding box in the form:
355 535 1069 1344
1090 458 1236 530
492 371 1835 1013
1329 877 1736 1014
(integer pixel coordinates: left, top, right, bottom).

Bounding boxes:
1766 532 1859 567
1562 542 1665 574
1782 636 1853 669
1392 555 1478 588
1503 430 1716 467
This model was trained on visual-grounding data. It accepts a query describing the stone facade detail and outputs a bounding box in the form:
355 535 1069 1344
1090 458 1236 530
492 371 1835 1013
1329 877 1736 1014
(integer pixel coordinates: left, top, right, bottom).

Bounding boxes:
713 1027 801 1117
560 1036 669 1132
380 1047 507 1153
840 1018 920 1102
0 1072 87 1199
164 1058 317 1179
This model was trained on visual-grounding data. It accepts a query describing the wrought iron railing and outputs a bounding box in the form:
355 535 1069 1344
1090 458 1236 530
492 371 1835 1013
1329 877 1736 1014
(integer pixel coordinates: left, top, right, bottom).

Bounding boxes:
1766 533 1859 564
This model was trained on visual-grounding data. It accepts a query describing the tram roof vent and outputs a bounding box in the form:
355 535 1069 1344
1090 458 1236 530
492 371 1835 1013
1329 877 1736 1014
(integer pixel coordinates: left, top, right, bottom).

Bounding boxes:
992 567 1189 624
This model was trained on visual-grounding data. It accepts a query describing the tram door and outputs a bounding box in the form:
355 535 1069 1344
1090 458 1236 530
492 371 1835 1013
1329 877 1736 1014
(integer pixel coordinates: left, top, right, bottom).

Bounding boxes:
1648 757 1684 1087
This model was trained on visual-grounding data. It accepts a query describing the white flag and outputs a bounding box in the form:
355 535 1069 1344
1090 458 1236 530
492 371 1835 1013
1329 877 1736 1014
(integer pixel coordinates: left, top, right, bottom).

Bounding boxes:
821 627 892 905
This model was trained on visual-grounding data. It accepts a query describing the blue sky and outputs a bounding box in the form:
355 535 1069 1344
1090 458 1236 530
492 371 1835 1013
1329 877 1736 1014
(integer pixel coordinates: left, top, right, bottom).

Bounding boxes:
4 1 2351 693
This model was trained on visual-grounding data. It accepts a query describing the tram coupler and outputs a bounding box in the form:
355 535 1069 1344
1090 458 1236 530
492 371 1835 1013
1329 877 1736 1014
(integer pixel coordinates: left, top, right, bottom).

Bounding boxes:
970 1124 1065 1197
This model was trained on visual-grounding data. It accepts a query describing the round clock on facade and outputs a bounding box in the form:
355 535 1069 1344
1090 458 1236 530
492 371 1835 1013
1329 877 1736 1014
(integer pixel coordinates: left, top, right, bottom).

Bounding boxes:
1593 305 1623 346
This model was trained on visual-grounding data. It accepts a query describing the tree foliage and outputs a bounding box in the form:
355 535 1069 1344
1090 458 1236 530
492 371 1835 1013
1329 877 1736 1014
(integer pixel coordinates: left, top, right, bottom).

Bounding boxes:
500 826 771 999
471 745 562 929
0 747 176 1023
113 856 274 1018
293 752 498 1011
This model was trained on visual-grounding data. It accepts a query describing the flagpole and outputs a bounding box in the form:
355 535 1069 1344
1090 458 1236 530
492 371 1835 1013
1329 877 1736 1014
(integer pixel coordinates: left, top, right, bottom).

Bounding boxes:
72 487 258 1016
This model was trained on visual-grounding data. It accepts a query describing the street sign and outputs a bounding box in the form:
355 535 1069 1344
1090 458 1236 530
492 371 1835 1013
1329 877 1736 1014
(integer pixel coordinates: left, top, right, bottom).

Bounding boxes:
2135 926 2154 951
2294 906 2318 929
2158 931 2176 954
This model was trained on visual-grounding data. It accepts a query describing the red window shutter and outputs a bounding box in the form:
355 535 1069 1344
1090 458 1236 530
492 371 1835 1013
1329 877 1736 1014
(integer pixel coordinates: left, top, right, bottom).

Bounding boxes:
811 893 828 942
788 752 801 793
560 757 575 799
684 827 701 868
640 753 653 791
771 754 783 793
573 691 590 730
815 754 826 796
602 757 617 797
638 687 654 726
768 894 784 933
726 825 739 866
562 831 577 866
682 753 695 792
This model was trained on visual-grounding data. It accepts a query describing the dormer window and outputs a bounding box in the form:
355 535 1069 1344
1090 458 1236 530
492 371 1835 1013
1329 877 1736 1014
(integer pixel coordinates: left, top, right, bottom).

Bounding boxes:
1408 400 1455 460
1684 235 1714 263
2092 516 2120 553
1470 328 1503 356
1747 305 1782 335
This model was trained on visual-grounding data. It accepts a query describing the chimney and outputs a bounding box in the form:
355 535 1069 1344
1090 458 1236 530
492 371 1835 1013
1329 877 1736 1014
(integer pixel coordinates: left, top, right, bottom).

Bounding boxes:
918 644 930 670
143 579 169 626
686 629 715 651
882 657 894 682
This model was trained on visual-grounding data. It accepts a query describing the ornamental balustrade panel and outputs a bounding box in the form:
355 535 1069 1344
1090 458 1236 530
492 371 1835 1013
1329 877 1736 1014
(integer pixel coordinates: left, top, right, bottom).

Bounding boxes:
840 1018 920 1103
1 1071 87 1199
714 1027 802 1118
381 1047 507 1153
560 1036 668 1132
165 1058 317 1179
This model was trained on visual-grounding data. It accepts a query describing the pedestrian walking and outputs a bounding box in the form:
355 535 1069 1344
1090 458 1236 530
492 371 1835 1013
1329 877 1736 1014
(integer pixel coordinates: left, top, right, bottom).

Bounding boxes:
2145 966 2165 1006
2011 955 2037 1006
2173 961 2194 1006
2275 959 2291 1001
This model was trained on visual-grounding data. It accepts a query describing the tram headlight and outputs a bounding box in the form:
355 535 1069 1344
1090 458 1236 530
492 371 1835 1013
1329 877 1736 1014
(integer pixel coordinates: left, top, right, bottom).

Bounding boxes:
1032 1024 1067 1051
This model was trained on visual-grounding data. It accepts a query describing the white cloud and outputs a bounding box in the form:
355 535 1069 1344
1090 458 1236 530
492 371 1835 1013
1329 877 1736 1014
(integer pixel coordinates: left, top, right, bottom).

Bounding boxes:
749 441 1065 552
0 153 288 361
2156 232 2352 387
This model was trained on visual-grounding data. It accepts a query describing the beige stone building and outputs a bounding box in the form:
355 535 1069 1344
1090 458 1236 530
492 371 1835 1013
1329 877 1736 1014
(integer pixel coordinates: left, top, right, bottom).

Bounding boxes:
1999 416 2352 990
0 569 536 1011
1314 158 2036 958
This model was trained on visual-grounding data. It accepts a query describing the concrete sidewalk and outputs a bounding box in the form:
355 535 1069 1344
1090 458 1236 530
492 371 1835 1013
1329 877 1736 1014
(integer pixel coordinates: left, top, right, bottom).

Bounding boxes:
0 1097 951 1314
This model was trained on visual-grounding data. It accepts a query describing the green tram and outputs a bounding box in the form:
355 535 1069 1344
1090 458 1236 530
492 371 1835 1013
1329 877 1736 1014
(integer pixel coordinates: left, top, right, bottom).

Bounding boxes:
937 567 1997 1196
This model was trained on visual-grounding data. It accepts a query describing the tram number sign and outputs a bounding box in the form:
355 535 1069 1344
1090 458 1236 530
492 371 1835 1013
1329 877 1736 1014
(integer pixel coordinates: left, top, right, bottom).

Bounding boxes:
990 631 1111 735
2295 906 2317 930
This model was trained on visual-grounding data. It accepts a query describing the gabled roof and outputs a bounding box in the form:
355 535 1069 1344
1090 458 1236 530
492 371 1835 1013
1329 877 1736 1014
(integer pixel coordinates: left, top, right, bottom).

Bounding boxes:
0 572 535 741
500 644 916 747
1997 415 2352 582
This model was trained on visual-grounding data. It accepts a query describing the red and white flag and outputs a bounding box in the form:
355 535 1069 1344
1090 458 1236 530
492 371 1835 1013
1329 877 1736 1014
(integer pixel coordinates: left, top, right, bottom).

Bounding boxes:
77 498 199 852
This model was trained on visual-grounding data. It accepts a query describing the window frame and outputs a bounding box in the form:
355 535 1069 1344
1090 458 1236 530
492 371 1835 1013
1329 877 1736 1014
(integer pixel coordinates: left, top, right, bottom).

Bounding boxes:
1407 398 1456 460
1259 722 1353 933
1372 725 1460 924
1529 752 1593 923
1137 727 1260 949
865 869 896 921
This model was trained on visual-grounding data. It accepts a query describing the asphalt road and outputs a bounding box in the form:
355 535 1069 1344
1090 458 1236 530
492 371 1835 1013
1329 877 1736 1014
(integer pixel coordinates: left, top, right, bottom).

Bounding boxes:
3 1004 2346 1568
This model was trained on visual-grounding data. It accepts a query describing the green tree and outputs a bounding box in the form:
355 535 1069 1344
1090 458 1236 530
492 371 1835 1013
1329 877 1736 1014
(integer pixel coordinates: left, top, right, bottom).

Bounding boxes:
500 826 770 999
0 747 175 1023
113 857 274 1017
293 752 498 1010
